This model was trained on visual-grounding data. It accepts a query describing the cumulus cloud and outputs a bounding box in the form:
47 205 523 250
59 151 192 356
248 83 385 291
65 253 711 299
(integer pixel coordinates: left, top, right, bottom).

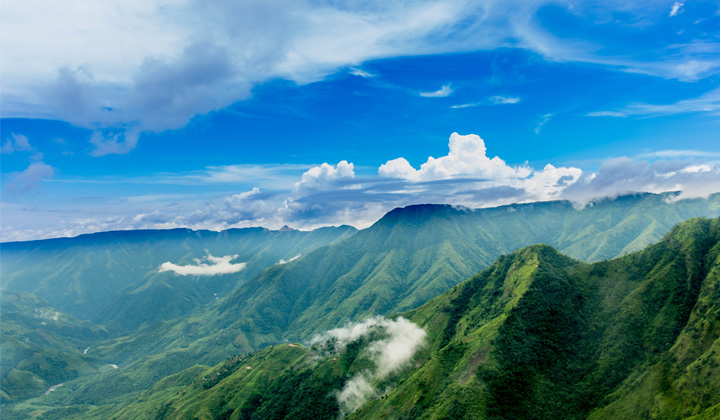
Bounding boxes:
6 161 55 193
1 134 33 154
292 161 356 195
419 84 453 98
379 133 532 181
158 254 246 276
311 316 426 416
3 132 718 242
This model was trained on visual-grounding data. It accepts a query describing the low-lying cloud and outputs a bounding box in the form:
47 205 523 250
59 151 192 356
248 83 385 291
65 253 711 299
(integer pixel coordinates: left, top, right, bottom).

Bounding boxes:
311 316 426 416
159 254 246 276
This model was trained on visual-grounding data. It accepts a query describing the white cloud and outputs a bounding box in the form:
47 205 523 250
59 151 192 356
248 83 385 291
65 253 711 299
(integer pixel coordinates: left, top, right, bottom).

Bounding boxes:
636 150 720 159
2 0 718 154
349 68 375 78
379 133 531 181
1 134 33 154
292 161 356 195
278 254 302 265
311 316 426 417
6 161 55 193
488 95 520 104
89 130 139 157
158 254 246 276
669 2 684 17
2 132 718 242
419 84 453 98
561 156 720 205
587 87 720 118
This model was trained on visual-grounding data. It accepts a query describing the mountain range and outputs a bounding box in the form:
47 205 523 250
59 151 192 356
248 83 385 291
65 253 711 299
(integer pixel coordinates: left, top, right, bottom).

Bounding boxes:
2 192 720 419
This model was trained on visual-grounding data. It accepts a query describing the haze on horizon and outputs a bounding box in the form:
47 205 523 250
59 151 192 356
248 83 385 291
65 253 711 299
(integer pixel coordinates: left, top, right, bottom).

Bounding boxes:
1 0 719 241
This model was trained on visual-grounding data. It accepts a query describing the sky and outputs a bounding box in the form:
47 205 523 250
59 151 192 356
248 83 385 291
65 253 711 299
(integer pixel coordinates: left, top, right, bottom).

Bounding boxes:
1 0 720 241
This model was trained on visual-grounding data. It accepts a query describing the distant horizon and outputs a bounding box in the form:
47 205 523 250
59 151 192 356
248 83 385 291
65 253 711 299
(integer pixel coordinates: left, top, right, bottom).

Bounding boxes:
2 1 719 241
2 190 716 243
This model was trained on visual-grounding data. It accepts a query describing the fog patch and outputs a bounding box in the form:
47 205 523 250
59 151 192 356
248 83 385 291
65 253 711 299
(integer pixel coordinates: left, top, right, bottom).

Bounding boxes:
278 254 301 264
159 254 246 276
311 316 426 416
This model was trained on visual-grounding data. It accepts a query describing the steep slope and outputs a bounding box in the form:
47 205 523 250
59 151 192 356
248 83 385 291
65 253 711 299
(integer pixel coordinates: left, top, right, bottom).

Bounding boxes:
85 216 720 420
0 225 356 330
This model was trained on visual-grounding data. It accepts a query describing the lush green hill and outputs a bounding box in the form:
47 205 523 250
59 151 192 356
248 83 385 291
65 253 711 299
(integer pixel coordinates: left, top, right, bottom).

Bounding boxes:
69 216 720 420
4 194 720 417
91 193 720 364
0 226 356 331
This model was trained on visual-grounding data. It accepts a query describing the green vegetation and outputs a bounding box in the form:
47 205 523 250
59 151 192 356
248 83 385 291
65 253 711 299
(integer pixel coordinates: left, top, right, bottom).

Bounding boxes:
71 216 720 420
3 193 720 417
1 226 357 331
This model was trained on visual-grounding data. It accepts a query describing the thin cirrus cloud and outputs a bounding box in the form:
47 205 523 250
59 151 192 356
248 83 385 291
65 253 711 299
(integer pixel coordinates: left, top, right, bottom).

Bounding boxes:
587 87 720 118
158 254 247 276
452 95 521 108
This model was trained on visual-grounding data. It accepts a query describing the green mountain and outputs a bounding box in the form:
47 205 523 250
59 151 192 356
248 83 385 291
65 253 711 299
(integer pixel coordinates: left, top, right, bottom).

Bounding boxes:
0 226 357 331
91 216 720 420
3 193 720 417
93 193 720 364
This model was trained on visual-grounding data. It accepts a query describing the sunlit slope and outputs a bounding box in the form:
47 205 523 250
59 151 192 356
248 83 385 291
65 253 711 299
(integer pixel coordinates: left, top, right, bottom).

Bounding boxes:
96 217 720 420
165 193 720 351
0 226 356 330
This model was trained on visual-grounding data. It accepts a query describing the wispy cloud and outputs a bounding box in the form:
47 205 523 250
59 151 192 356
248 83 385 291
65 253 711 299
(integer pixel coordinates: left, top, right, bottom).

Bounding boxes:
349 68 375 78
669 2 684 17
419 84 453 98
535 113 553 134
636 149 720 159
451 95 520 108
588 87 720 117
488 95 520 104
158 254 246 276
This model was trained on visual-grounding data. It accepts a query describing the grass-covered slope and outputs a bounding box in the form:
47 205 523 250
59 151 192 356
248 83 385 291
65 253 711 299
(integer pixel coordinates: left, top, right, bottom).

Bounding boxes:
0 225 356 330
0 292 110 403
93 216 720 420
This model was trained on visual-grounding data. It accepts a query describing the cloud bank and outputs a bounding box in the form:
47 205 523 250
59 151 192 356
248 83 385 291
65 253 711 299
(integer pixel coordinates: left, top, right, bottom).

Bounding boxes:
311 316 426 416
159 254 246 276
4 131 720 242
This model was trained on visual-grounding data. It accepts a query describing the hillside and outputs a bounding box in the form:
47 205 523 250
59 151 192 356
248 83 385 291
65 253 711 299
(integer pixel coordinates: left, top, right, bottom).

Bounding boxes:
0 226 357 331
86 216 720 420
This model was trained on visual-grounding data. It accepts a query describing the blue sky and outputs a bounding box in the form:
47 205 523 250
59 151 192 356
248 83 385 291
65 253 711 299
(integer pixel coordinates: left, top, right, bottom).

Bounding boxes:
1 0 720 240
